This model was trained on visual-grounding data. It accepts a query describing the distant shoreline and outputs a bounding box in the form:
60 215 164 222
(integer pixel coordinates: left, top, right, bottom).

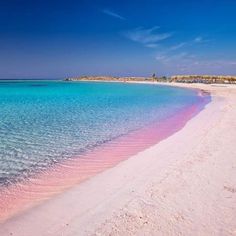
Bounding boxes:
65 75 236 84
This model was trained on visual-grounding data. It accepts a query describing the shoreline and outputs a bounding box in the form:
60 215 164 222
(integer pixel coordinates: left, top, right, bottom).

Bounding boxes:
1 83 236 235
0 84 208 224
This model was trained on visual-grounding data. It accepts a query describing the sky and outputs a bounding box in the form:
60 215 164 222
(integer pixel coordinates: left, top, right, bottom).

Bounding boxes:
0 0 236 78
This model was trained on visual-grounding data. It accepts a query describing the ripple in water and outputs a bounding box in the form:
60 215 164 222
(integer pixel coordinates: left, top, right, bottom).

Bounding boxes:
0 81 210 188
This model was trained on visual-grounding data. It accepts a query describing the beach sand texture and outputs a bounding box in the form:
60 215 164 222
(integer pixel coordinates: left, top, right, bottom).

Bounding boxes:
0 83 236 236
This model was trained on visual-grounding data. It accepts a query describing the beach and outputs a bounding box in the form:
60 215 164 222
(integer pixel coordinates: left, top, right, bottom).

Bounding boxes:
0 83 236 236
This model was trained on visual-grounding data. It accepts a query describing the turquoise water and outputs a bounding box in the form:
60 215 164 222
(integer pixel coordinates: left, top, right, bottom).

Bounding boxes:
0 80 207 187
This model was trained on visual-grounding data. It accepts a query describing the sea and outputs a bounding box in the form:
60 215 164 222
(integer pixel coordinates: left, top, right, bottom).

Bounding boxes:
0 80 210 221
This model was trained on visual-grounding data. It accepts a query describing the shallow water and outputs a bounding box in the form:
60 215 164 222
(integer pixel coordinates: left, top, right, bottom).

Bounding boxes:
0 80 208 187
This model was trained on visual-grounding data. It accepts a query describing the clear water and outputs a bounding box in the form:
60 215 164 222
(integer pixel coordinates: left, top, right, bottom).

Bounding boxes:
0 80 205 187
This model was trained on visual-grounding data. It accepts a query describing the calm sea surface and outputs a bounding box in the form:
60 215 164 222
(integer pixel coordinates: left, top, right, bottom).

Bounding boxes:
0 80 208 187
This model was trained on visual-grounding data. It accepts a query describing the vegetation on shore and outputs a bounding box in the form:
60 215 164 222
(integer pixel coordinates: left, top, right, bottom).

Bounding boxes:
170 75 236 84
64 75 169 82
65 74 236 84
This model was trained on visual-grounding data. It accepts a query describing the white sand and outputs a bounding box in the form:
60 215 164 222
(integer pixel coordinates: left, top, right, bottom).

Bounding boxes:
1 83 236 236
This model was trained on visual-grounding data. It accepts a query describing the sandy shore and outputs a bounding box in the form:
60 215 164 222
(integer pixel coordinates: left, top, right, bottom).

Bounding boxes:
1 83 236 236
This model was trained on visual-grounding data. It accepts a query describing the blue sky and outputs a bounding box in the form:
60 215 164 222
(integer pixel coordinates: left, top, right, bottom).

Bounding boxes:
0 0 236 78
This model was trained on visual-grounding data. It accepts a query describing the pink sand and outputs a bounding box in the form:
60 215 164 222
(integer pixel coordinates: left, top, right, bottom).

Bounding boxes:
0 83 235 236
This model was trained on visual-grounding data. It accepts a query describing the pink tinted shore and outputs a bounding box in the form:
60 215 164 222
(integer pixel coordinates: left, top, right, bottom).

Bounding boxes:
0 92 210 223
